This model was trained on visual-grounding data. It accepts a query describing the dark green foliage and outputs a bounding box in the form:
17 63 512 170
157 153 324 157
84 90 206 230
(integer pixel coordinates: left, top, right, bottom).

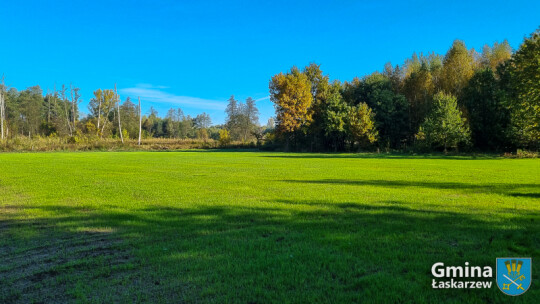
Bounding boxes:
417 92 470 152
347 102 378 150
357 73 409 148
462 68 510 150
321 81 348 151
303 63 331 150
403 63 434 133
3 86 44 137
505 29 540 149
118 97 139 138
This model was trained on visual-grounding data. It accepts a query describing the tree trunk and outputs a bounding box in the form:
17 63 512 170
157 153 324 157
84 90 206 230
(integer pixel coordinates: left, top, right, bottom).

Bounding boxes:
47 90 51 124
100 119 107 138
117 100 123 143
70 85 77 136
0 76 4 140
97 95 102 137
115 84 124 143
72 100 76 133
138 96 142 145
63 95 73 136
0 90 4 140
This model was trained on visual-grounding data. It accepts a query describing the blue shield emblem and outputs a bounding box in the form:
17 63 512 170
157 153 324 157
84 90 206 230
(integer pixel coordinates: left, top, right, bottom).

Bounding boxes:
496 258 532 296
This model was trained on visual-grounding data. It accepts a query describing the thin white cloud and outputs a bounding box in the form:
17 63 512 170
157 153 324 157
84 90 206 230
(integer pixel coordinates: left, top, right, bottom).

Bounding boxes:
256 96 270 102
136 83 170 89
119 85 226 110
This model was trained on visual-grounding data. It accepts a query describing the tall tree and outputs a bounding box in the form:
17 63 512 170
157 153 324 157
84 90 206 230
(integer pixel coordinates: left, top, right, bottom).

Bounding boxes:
417 92 470 152
165 108 179 138
225 95 242 140
359 72 409 148
89 88 115 138
269 67 313 149
138 97 142 145
383 62 404 93
266 117 275 129
403 63 434 133
481 40 512 72
3 88 19 138
119 97 139 138
303 63 330 150
427 52 444 91
100 89 116 137
114 84 123 143
403 52 422 78
244 97 259 127
347 102 378 151
321 81 348 151
60 85 73 136
462 68 510 150
179 115 194 139
441 40 475 96
70 84 81 135
19 86 43 137
505 29 540 149
194 112 212 129
0 75 5 140
143 107 161 136
240 97 259 141
90 89 103 135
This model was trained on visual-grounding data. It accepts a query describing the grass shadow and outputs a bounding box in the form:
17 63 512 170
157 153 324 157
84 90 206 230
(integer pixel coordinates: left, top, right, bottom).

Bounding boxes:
283 179 540 198
1 199 539 303
261 152 503 160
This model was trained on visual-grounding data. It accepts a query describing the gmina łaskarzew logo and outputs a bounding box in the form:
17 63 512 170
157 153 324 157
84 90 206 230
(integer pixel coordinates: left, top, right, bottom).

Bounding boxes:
431 262 493 289
431 258 532 296
496 258 532 296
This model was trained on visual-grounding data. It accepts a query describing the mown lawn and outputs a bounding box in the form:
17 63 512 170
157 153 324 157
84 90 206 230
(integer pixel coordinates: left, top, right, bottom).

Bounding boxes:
0 151 538 303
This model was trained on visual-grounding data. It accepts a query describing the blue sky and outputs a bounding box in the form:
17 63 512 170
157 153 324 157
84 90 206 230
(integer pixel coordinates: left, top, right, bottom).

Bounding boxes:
0 0 538 125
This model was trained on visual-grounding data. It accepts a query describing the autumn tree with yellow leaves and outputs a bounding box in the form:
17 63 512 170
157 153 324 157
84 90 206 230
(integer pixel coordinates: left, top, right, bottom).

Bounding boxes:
269 67 313 150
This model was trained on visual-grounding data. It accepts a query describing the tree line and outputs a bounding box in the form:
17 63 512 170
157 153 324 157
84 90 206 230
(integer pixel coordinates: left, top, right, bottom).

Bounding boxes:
0 77 270 147
1 28 538 152
0 82 228 142
269 28 539 152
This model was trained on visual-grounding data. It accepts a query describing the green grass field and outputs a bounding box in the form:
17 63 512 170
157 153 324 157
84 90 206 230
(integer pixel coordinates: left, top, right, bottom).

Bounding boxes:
1 151 538 303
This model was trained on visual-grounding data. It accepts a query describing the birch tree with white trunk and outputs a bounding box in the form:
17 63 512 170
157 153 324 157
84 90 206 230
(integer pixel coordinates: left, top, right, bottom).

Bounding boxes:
0 75 5 140
115 84 124 143
138 96 142 145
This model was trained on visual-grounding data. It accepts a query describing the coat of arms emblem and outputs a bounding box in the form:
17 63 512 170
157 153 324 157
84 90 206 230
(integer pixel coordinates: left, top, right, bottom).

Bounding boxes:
496 258 532 296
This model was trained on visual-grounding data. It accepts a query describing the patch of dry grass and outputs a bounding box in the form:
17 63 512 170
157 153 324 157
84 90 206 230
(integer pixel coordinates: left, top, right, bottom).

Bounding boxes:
0 136 258 152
